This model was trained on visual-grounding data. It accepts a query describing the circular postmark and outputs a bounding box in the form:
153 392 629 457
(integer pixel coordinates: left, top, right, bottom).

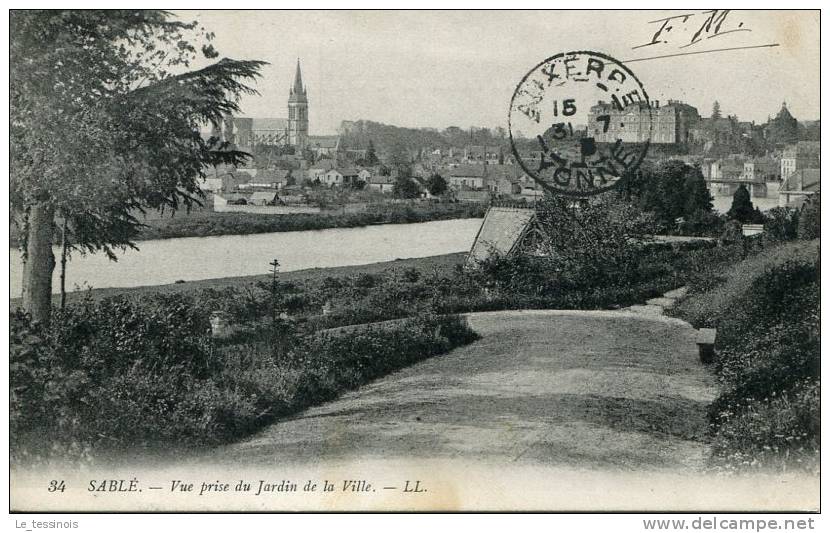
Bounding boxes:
509 51 652 197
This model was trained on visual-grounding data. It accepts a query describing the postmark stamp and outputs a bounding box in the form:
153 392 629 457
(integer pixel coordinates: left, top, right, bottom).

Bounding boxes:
509 50 652 197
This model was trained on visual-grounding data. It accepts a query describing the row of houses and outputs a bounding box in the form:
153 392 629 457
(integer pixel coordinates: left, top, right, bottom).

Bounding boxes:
672 141 821 206
200 162 400 193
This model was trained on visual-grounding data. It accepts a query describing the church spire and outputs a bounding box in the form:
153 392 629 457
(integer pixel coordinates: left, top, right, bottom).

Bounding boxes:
289 58 307 103
287 58 309 148
292 58 305 95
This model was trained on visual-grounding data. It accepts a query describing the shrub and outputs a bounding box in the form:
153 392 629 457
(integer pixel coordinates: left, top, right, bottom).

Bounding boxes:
797 196 820 240
763 207 799 242
670 241 820 472
711 380 819 473
671 240 819 327
10 295 478 461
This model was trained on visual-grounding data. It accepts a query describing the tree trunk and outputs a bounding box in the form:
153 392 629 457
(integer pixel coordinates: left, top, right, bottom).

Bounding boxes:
21 202 55 326
60 218 68 310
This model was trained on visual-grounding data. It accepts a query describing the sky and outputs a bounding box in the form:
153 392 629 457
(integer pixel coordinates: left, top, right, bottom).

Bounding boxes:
179 10 820 135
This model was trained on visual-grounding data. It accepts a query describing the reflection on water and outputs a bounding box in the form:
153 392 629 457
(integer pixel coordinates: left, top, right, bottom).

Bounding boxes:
10 219 483 298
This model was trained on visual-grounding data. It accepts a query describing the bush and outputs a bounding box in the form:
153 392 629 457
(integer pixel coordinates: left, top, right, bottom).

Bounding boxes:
711 380 819 473
671 240 819 327
670 241 820 472
763 207 799 242
797 196 820 240
10 294 478 461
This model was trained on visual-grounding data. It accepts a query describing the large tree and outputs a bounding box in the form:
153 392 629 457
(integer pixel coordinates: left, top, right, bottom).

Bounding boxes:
11 10 265 325
711 101 722 120
393 176 422 199
628 160 714 231
365 139 379 166
426 174 448 196
727 184 762 224
533 195 657 285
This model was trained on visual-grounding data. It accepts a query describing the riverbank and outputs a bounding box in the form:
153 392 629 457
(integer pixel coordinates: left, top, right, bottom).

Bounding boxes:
136 202 486 241
33 252 466 305
8 201 486 248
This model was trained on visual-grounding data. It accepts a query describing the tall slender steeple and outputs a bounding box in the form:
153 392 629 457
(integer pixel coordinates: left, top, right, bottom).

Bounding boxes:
288 58 309 148
291 59 306 100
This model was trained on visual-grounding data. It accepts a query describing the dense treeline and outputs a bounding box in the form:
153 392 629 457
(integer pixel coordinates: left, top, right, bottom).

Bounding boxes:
339 120 511 159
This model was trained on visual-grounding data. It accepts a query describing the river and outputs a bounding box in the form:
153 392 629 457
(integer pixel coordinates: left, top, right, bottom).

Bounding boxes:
9 218 483 299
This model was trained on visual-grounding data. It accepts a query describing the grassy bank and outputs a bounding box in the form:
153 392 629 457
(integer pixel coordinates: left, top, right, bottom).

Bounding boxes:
670 240 820 473
30 253 466 306
135 202 486 241
8 202 486 248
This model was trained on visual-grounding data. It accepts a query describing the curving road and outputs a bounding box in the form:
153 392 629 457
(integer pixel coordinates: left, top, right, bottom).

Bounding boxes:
21 308 816 512
210 308 718 471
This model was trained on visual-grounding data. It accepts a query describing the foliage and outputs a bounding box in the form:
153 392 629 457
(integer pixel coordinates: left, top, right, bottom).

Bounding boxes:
365 139 379 165
727 184 763 224
532 195 657 286
10 295 478 461
677 209 726 237
623 160 714 232
10 10 264 254
718 220 745 246
763 207 799 242
250 144 296 168
797 195 820 240
10 10 265 323
338 119 509 159
426 174 449 196
711 101 722 120
393 176 422 199
670 241 819 472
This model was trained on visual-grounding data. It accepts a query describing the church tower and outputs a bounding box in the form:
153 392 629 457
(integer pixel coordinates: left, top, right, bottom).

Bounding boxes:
287 59 309 149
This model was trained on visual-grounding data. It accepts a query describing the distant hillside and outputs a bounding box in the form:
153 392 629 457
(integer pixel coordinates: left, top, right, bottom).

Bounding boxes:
337 120 515 160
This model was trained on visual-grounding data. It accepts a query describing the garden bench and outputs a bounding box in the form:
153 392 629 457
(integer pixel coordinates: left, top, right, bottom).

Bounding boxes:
696 328 717 364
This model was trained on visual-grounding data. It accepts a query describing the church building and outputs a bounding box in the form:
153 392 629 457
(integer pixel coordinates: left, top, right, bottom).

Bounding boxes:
286 59 309 149
221 59 311 150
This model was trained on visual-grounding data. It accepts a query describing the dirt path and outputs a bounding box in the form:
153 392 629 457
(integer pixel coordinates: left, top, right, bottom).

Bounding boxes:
207 308 718 471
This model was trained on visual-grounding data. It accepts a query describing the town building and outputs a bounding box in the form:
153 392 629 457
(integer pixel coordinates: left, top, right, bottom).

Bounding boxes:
368 174 395 193
212 59 316 151
780 168 820 208
781 141 820 180
307 135 341 158
587 100 700 145
447 165 487 189
307 160 337 182
463 145 503 165
237 169 292 190
708 155 782 198
322 167 360 187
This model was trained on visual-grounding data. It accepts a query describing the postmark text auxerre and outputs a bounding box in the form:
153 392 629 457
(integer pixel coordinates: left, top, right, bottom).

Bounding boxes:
509 51 651 197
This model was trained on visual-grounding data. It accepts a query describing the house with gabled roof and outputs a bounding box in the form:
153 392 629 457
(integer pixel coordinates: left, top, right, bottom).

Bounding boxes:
448 165 487 189
368 174 395 193
466 206 550 267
